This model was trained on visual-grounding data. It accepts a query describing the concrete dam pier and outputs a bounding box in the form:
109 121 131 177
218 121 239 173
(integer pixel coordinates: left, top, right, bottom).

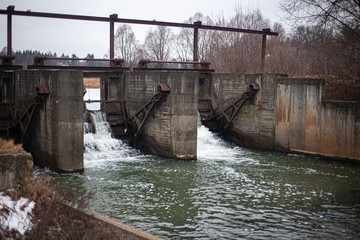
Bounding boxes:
1 69 359 173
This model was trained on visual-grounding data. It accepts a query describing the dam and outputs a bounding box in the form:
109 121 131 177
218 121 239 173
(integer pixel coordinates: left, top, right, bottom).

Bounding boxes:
1 69 359 173
45 95 360 239
1 5 360 239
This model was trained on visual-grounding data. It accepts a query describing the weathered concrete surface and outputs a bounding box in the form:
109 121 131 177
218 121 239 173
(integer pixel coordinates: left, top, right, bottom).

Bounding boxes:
207 73 359 161
211 73 276 150
126 71 198 159
61 202 163 240
275 78 325 152
320 101 360 160
275 77 360 161
0 153 33 191
15 70 84 172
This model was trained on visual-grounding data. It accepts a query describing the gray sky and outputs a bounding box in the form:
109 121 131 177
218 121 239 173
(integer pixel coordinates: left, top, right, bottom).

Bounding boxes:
0 0 284 58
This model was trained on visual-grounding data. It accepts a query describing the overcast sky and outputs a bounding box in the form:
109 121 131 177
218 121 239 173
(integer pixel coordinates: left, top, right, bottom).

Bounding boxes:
0 0 284 58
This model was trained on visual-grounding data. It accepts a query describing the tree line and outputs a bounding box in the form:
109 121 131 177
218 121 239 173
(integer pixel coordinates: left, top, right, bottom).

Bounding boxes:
1 1 359 80
113 0 359 80
0 49 106 67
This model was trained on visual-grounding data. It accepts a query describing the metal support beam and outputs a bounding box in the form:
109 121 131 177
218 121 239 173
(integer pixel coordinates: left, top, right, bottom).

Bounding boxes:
261 28 270 73
0 6 278 70
109 14 117 60
7 6 14 58
0 8 278 36
193 21 201 62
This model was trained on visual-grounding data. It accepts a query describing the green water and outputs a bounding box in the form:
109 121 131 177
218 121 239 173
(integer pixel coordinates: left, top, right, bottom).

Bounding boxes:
41 120 360 239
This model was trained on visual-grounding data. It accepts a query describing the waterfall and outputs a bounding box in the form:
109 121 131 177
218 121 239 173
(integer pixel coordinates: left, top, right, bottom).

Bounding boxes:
82 87 239 165
196 112 242 161
83 111 139 165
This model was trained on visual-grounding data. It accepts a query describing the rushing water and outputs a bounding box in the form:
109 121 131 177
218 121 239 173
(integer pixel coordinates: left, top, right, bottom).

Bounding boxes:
39 89 360 239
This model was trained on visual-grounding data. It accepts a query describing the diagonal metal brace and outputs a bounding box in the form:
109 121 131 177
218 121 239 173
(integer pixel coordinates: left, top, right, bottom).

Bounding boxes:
215 82 259 130
126 83 170 141
14 84 49 143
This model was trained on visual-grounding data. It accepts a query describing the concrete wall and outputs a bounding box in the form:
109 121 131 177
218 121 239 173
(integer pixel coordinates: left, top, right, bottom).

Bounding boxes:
0 153 33 191
61 202 163 240
126 71 198 159
208 73 359 161
319 101 359 159
275 77 359 161
210 73 276 150
15 70 84 172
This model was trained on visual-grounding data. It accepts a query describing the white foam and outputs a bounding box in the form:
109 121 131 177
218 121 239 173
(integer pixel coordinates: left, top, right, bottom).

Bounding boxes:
84 111 140 167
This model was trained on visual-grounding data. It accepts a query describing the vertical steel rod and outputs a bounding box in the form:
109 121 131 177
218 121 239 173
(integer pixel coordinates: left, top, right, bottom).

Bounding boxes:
7 6 13 56
260 28 270 73
193 21 201 62
109 14 117 60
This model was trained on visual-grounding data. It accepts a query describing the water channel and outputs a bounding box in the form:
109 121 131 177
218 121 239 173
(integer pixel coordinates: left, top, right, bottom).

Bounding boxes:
37 89 360 239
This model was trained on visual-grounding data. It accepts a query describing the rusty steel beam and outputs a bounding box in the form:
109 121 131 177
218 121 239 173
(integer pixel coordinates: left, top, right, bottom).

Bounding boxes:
6 6 14 57
109 14 117 60
193 21 201 61
0 7 278 36
260 28 270 72
33 56 123 61
138 59 210 65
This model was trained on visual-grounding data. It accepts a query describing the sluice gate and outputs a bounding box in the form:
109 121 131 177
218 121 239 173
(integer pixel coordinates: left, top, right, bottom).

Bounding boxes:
125 83 170 141
0 84 49 144
85 83 170 143
215 82 259 131
198 82 260 131
2 68 359 173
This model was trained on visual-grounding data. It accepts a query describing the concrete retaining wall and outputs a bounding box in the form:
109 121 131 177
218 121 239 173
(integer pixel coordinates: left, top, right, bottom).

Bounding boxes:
15 70 84 172
274 78 359 160
126 71 198 159
207 73 359 161
0 153 33 191
210 73 276 150
60 202 162 240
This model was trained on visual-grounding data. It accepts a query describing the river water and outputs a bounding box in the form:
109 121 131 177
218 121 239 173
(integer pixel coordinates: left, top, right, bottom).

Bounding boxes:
43 89 360 239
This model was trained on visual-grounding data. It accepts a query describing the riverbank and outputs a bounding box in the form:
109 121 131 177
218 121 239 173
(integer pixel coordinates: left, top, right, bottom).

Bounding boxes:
1 138 161 239
1 176 162 239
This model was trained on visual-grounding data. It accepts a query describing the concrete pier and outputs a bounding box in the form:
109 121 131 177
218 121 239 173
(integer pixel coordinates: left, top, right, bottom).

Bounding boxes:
1 69 360 173
201 73 360 161
126 71 199 159
15 70 84 172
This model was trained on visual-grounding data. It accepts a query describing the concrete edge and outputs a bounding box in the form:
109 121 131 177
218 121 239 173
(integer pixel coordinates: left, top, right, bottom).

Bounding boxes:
82 209 163 240
61 202 163 240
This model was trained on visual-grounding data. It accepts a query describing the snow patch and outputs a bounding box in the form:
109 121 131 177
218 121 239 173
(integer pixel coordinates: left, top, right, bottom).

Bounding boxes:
0 193 35 235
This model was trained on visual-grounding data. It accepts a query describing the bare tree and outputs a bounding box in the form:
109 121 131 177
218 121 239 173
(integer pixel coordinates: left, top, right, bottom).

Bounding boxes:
143 26 173 61
210 8 271 73
280 0 360 79
174 12 214 62
280 0 360 37
114 24 141 68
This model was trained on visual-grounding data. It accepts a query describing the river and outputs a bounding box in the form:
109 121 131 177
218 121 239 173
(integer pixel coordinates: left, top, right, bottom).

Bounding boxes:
39 89 360 239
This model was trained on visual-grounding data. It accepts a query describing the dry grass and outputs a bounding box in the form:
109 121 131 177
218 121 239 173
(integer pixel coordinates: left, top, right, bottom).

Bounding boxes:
0 138 25 154
1 176 121 239
83 78 100 88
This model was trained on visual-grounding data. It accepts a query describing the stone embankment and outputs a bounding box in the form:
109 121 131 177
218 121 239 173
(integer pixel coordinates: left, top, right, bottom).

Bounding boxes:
0 139 33 191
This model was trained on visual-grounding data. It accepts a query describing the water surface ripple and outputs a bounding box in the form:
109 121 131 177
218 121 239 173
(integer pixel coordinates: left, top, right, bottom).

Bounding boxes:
43 110 360 239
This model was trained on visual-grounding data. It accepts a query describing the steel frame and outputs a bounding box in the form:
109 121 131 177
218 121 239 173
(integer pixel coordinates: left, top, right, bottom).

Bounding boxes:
1 5 278 71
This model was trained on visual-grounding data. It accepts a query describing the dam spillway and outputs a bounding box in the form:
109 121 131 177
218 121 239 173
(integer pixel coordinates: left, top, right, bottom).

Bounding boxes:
41 105 360 239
